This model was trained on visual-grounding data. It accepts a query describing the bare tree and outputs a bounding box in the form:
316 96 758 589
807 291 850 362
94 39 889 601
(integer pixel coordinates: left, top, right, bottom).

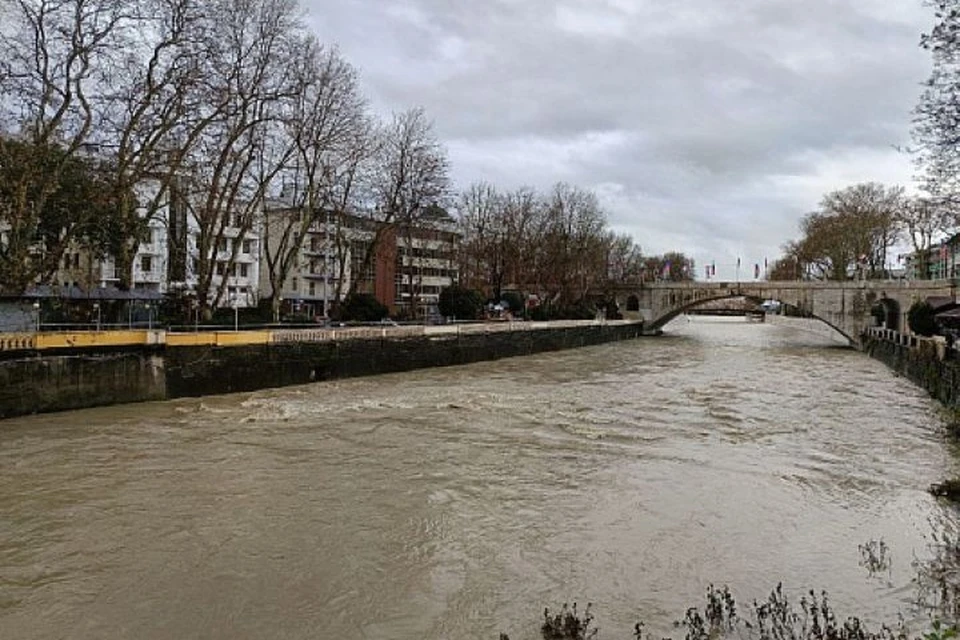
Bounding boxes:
0 0 134 292
260 40 369 320
537 183 607 306
898 196 950 279
457 182 505 297
605 232 644 285
914 0 960 205
819 182 903 277
500 187 541 291
350 107 449 311
181 0 301 314
98 0 211 290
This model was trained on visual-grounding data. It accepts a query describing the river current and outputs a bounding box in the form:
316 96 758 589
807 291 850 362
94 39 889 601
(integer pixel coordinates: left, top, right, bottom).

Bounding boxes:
1 317 958 639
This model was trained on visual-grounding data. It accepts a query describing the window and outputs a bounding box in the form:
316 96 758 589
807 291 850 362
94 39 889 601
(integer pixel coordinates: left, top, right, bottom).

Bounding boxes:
218 238 228 252
141 256 152 273
240 263 248 278
216 262 226 276
73 253 80 269
309 281 315 296
242 239 252 254
291 277 298 292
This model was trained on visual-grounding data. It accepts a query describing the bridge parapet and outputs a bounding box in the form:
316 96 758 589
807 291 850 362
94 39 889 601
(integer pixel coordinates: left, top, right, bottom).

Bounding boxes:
612 279 956 346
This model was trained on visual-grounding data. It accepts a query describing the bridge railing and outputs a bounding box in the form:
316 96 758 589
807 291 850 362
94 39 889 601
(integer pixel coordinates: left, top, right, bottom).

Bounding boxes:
863 326 960 361
865 327 920 349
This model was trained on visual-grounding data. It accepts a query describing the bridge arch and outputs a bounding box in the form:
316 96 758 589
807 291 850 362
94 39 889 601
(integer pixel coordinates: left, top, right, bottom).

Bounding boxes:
870 297 900 331
650 294 856 345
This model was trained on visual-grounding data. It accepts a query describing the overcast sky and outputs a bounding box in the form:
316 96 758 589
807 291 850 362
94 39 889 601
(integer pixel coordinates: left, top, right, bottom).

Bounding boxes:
304 0 932 280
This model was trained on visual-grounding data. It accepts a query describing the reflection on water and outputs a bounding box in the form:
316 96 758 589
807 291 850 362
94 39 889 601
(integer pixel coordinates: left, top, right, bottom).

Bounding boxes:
0 317 956 639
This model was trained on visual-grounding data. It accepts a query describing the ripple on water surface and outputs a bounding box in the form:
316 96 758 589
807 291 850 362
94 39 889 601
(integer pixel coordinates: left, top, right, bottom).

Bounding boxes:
0 316 956 639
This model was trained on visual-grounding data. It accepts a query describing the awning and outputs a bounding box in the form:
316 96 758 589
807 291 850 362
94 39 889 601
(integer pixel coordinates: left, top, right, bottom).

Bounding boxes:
927 296 956 311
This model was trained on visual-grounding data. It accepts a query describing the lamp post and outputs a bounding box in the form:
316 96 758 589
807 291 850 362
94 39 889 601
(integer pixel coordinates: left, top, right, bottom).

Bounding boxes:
233 296 239 332
33 302 40 333
145 303 152 330
93 302 101 332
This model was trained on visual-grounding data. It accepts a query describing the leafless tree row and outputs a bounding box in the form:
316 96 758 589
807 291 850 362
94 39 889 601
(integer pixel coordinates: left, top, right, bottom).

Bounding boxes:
0 0 450 314
768 182 957 281
456 182 669 308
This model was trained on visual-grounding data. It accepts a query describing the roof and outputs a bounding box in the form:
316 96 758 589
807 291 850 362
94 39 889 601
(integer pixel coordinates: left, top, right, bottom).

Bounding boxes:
926 296 956 311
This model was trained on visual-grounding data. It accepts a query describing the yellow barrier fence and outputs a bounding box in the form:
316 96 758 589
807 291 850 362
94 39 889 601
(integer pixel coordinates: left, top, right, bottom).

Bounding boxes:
165 331 270 347
35 330 159 350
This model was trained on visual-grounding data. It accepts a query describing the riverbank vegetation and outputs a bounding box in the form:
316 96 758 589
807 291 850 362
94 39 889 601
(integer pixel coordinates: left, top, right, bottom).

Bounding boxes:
502 527 960 640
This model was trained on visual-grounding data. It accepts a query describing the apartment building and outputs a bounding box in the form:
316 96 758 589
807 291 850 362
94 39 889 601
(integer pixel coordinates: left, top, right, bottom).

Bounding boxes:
260 203 460 318
903 233 960 280
393 210 461 318
86 180 260 308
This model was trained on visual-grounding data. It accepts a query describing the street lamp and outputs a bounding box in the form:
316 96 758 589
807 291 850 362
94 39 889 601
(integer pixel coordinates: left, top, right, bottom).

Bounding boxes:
33 302 40 333
232 296 239 332
145 303 152 330
92 302 101 332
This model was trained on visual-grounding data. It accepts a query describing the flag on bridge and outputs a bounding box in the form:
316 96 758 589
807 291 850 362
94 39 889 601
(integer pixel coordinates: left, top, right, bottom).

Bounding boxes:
754 263 760 279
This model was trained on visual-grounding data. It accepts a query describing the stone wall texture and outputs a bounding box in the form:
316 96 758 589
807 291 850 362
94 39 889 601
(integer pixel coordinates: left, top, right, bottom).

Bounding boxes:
863 336 960 409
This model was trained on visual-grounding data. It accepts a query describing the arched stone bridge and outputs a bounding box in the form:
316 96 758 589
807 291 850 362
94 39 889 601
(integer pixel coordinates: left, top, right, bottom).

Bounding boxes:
612 279 955 345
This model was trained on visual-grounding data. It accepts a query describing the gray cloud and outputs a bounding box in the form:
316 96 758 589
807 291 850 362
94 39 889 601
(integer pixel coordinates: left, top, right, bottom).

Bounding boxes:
305 0 931 280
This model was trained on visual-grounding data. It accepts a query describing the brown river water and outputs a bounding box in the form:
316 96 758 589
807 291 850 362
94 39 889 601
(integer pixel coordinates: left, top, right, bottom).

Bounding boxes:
1 317 958 639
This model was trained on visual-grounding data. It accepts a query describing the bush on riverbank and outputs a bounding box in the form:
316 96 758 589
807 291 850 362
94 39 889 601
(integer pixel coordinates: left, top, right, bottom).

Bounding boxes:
502 584 922 640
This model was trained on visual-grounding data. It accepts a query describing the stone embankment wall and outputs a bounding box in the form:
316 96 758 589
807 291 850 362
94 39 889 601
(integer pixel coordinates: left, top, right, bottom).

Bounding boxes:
862 328 960 409
1 322 644 419
0 351 167 418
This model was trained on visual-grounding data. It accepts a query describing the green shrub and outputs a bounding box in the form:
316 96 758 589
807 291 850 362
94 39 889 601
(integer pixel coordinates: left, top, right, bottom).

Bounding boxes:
438 285 484 320
339 293 388 322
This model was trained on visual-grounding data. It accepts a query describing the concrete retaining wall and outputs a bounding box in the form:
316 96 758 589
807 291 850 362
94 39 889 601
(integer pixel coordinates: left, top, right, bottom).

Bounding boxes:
1 322 644 419
0 351 167 419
